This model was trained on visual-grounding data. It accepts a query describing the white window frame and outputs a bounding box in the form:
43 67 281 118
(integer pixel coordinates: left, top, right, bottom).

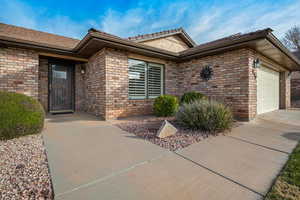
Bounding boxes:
128 59 164 100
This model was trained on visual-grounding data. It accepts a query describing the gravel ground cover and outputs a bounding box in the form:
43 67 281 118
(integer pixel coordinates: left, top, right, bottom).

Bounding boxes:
0 134 53 200
115 116 232 151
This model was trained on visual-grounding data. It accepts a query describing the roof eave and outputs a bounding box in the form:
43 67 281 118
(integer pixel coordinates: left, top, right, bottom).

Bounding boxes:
0 37 83 58
265 32 300 68
179 29 270 59
179 29 197 47
178 29 300 71
75 31 179 60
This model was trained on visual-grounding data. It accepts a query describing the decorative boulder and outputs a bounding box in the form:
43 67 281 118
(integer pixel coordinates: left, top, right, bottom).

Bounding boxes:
157 120 177 138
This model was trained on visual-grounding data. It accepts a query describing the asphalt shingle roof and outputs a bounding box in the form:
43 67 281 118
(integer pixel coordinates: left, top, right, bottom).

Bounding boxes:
0 23 80 50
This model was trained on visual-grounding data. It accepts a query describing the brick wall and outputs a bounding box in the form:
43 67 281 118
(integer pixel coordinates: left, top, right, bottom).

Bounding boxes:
1 46 293 120
75 63 86 112
280 71 291 109
0 47 39 98
92 48 292 120
100 48 179 119
178 49 252 120
291 71 300 107
85 49 106 117
38 58 48 111
247 50 257 119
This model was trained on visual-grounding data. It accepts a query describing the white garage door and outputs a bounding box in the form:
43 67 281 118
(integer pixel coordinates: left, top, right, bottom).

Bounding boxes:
257 65 280 114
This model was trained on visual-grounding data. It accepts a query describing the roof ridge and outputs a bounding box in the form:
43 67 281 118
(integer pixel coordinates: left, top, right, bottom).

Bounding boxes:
0 22 80 42
88 28 123 38
127 27 184 41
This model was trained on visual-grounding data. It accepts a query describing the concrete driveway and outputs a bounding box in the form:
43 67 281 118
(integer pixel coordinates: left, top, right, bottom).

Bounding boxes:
43 110 300 200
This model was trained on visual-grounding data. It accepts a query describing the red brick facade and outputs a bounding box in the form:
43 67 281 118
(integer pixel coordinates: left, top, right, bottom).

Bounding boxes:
85 49 106 117
291 71 300 107
93 48 179 119
38 58 48 110
75 63 86 112
178 49 253 120
0 47 39 98
0 46 292 121
280 71 291 109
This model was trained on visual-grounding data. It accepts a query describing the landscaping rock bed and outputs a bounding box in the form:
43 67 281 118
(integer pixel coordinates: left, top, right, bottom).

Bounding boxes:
0 135 53 200
116 117 228 151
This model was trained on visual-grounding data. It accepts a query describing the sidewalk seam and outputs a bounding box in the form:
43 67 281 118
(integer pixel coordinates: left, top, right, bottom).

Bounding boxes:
173 151 264 197
55 151 170 199
227 136 290 155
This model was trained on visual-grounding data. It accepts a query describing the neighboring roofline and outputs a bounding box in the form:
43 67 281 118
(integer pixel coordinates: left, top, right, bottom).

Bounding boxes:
127 28 197 47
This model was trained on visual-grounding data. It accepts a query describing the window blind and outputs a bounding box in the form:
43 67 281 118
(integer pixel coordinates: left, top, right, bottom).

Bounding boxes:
128 59 146 99
148 63 163 98
128 59 164 99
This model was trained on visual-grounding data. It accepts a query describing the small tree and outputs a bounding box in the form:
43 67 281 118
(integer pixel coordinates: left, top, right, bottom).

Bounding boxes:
283 26 300 51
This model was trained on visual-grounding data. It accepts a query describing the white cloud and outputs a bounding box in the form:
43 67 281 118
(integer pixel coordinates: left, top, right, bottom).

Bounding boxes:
98 0 300 44
0 0 300 43
99 8 145 37
0 0 90 39
186 0 300 43
0 0 37 29
39 16 88 39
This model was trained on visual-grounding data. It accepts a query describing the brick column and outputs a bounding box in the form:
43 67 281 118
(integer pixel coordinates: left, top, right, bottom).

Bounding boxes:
38 58 49 111
280 71 291 109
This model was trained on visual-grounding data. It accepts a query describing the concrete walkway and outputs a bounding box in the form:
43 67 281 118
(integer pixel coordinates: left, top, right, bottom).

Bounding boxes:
43 111 300 200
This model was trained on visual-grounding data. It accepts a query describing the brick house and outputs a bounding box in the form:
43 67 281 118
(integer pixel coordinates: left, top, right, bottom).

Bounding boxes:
1 23 300 120
291 51 300 107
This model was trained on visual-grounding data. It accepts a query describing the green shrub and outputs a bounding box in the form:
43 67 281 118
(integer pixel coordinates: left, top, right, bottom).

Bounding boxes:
153 95 179 117
176 99 233 132
0 91 45 140
180 91 207 104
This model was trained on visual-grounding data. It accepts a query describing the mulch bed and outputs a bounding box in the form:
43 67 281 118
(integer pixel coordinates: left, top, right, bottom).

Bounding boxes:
0 134 53 200
116 117 227 151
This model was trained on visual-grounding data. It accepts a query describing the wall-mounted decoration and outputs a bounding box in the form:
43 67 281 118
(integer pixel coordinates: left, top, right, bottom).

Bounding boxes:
200 65 214 81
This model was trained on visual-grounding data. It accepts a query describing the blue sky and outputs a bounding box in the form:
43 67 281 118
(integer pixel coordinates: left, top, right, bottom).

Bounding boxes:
0 0 299 44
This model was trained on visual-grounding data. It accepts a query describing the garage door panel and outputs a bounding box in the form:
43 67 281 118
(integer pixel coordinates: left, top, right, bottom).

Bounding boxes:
257 65 279 114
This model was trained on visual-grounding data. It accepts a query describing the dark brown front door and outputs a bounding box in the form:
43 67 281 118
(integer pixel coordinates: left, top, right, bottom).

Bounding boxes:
49 62 74 113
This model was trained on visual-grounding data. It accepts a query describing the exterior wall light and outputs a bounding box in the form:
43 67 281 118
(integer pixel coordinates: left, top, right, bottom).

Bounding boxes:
80 65 86 74
253 58 261 68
